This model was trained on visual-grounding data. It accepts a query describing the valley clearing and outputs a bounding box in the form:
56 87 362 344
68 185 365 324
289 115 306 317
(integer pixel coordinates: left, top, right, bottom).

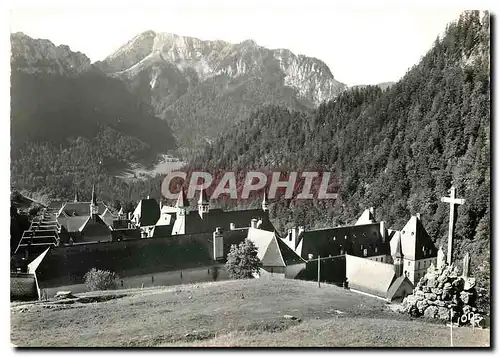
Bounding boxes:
11 279 489 347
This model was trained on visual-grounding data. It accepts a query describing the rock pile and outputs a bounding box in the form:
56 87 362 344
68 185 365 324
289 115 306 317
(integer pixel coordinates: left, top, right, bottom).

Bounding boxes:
399 263 485 326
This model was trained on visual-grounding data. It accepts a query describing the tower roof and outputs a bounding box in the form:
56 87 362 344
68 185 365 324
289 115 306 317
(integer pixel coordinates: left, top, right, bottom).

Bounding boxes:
392 231 403 258
176 190 188 208
399 215 437 260
198 187 209 205
91 185 97 205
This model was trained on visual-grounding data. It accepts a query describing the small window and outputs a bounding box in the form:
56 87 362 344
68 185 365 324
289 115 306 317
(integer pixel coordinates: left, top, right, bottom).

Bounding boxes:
333 237 336 241
344 235 347 240
408 261 410 266
411 232 414 236
375 247 378 253
363 249 367 257
308 253 313 260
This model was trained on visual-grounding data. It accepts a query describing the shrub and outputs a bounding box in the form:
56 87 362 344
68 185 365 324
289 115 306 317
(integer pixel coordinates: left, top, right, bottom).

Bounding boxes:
225 239 262 279
84 268 119 291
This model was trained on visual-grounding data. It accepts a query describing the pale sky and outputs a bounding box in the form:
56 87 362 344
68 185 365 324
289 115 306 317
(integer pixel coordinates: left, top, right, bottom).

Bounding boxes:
9 1 468 86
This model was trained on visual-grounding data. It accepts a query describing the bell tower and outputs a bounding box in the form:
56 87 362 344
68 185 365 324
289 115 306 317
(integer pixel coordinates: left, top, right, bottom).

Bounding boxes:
262 191 269 212
176 190 188 216
392 232 404 277
90 184 98 217
198 186 210 218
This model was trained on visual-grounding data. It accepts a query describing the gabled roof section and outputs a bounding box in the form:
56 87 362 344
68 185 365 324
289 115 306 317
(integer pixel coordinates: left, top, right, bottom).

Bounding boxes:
355 207 376 225
58 201 108 217
386 275 414 301
99 208 116 227
390 231 403 258
346 254 396 298
297 223 390 260
27 247 50 273
247 228 305 267
400 216 438 260
133 198 161 227
152 224 174 238
57 215 90 232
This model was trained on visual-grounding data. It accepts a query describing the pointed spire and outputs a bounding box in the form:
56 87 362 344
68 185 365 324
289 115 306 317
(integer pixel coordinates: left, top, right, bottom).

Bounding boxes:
393 232 403 258
91 184 97 205
262 190 269 211
198 185 209 205
176 190 188 208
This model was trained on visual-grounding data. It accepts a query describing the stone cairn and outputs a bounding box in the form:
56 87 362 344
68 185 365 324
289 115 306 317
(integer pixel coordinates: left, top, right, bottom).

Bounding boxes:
399 256 484 327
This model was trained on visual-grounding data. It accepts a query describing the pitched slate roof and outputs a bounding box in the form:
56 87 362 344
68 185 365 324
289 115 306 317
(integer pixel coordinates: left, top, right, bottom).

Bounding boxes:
133 198 161 227
386 275 414 301
355 208 376 225
57 214 89 232
99 208 116 227
247 228 305 267
346 254 396 298
296 223 389 260
390 231 403 258
80 216 112 242
399 216 437 260
58 201 108 217
182 208 275 234
152 224 174 238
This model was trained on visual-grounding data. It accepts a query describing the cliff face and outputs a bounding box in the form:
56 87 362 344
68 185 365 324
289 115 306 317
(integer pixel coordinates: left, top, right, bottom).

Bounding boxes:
96 31 345 149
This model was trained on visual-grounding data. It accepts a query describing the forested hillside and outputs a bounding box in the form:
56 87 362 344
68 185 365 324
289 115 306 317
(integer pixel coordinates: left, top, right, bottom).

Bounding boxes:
190 11 490 274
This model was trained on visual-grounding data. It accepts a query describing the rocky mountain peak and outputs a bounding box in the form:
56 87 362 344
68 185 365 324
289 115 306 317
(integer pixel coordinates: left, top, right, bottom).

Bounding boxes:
11 32 91 75
100 31 345 106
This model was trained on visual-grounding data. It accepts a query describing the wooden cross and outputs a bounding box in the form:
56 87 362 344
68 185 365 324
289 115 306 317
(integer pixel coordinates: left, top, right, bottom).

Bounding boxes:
441 186 465 265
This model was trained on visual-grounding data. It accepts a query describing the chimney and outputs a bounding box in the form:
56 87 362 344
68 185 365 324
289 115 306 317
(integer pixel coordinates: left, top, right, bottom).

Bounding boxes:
250 218 258 228
213 227 224 260
416 213 421 220
230 222 236 230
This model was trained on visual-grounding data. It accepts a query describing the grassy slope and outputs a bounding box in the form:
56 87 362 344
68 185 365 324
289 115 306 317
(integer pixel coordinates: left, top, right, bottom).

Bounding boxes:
11 279 489 347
